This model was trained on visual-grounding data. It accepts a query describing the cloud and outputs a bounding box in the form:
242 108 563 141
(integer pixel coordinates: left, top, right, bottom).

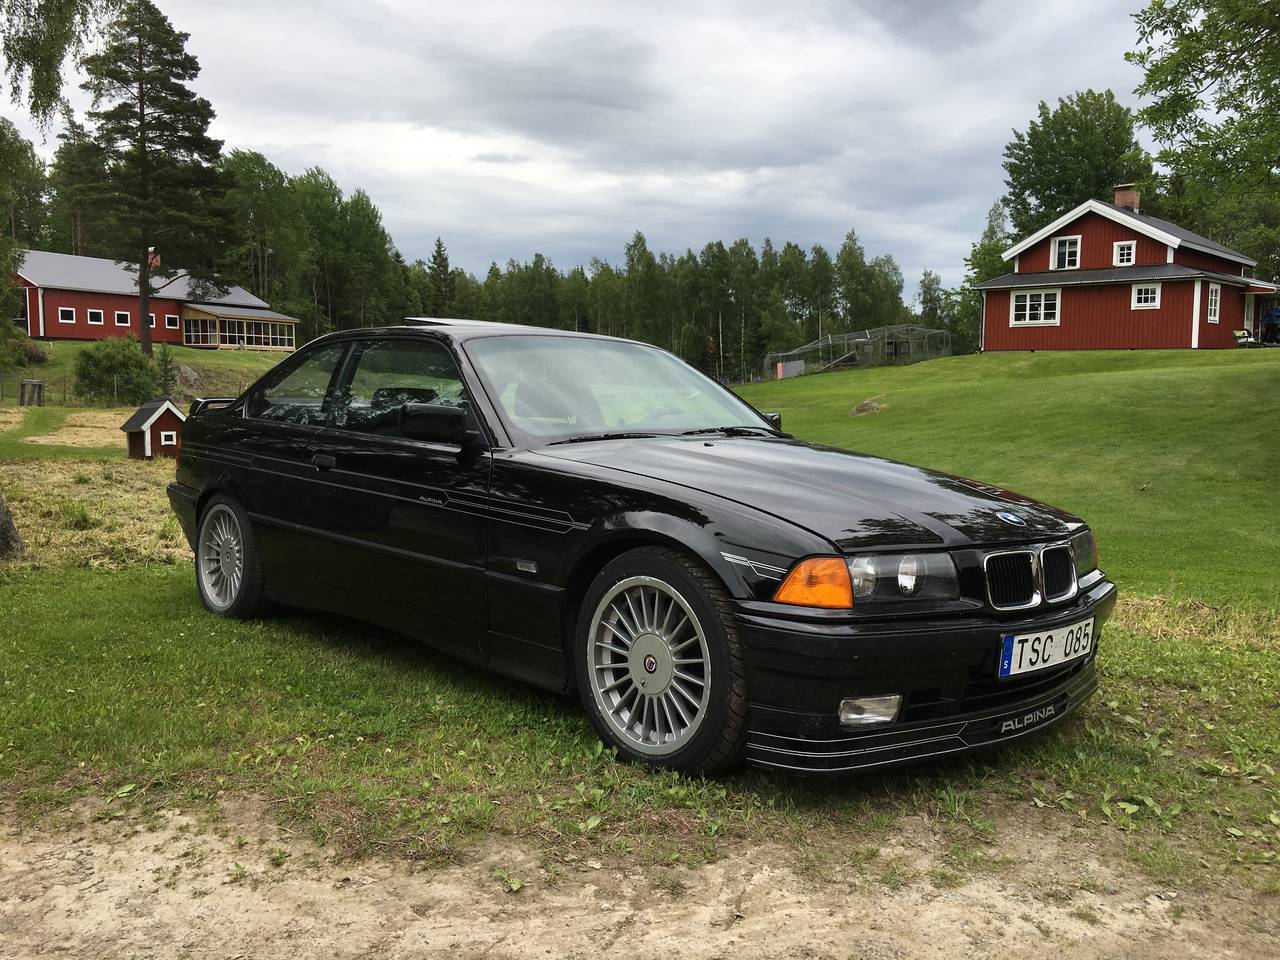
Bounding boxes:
7 0 1150 293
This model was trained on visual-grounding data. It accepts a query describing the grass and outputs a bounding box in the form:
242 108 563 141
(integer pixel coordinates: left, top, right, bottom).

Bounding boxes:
0 406 124 460
738 349 1280 609
1 338 283 407
0 348 1276 889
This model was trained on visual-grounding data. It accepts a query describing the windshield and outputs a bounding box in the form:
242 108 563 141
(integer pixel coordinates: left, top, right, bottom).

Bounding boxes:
465 334 769 446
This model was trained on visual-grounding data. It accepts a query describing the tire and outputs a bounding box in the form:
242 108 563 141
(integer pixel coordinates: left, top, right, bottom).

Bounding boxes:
574 546 748 773
195 494 267 619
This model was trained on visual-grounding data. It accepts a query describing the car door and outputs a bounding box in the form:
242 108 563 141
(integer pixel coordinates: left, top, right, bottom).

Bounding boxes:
233 340 351 605
306 335 493 664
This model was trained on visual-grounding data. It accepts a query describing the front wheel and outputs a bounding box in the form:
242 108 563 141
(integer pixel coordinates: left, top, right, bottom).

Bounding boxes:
195 494 266 619
575 547 748 773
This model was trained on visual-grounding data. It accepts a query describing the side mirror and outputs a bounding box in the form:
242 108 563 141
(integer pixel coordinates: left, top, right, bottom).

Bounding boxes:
400 403 468 445
763 412 783 430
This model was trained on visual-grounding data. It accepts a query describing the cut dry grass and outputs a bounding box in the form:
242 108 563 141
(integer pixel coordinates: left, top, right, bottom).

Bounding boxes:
0 408 25 430
19 408 135 449
0 458 185 568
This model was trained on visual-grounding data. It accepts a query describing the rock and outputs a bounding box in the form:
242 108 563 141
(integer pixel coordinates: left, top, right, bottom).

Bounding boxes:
0 495 22 561
850 399 882 416
177 364 201 387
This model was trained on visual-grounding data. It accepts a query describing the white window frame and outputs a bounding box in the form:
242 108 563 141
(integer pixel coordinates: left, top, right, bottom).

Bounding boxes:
87 308 104 325
1113 241 1136 266
114 310 131 327
1049 235 1081 271
58 306 75 324
165 313 180 329
159 430 177 446
1131 283 1162 310
1009 288 1062 327
1207 283 1221 323
148 312 156 328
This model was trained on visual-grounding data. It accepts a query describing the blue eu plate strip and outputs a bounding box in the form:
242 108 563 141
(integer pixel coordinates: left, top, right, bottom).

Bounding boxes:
999 634 1015 678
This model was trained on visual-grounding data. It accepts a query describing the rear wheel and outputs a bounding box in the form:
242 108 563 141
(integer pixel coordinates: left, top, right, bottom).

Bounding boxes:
575 547 748 773
195 495 266 619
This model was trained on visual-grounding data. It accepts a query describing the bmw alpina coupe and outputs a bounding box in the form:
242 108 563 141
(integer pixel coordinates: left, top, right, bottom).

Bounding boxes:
169 320 1116 774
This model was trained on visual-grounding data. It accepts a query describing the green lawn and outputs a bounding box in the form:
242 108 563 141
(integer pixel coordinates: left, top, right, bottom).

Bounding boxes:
739 349 1280 611
0 348 1276 887
0 406 123 460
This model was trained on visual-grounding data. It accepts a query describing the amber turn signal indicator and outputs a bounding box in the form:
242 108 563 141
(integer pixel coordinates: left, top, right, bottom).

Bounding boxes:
773 556 853 609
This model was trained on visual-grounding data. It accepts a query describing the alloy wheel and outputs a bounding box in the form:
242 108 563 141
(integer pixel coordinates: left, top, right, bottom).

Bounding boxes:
199 504 244 612
586 575 711 756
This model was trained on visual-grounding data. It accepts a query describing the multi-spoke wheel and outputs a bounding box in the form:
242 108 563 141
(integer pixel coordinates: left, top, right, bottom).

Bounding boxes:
576 547 748 772
195 495 265 618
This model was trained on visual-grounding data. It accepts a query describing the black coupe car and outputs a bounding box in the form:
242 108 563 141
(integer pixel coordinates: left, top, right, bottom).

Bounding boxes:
168 320 1116 774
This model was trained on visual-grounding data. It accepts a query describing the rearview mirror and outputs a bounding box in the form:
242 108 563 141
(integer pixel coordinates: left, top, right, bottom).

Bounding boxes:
400 403 468 444
764 412 783 430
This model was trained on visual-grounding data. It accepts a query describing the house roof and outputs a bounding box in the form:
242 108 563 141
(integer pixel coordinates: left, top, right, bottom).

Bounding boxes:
120 397 186 433
182 302 300 323
977 263 1258 291
1001 199 1257 268
16 249 268 307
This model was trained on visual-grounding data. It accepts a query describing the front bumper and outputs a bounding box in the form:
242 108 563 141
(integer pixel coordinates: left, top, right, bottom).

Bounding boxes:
735 577 1117 774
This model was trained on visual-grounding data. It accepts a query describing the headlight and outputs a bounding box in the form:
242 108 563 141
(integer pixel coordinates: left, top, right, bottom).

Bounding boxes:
845 552 959 601
1070 528 1098 576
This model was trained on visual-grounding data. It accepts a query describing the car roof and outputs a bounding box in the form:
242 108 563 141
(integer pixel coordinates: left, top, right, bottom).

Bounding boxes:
309 319 644 348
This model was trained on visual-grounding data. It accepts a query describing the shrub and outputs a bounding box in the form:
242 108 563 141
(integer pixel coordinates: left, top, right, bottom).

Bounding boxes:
156 343 177 396
0 320 47 372
74 336 160 405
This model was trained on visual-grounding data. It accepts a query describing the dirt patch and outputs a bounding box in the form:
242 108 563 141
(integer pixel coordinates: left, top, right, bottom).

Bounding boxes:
0 458 186 568
0 798 1272 959
20 408 135 448
0 407 25 430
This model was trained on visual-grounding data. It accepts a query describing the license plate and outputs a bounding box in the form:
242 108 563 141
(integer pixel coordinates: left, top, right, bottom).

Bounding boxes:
998 617 1094 678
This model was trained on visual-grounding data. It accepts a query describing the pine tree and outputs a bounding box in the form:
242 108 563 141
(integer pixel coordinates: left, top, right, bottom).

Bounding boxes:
46 118 110 255
81 0 225 354
426 237 455 316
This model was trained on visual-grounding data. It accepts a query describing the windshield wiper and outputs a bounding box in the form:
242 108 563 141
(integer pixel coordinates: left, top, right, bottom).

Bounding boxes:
679 425 782 437
547 431 666 445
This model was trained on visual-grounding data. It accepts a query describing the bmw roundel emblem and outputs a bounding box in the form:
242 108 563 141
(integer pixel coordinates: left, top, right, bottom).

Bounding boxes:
996 510 1026 526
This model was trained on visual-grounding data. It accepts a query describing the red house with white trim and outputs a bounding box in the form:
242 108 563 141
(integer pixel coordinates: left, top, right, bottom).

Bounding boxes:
11 249 299 352
978 185 1278 351
120 397 186 459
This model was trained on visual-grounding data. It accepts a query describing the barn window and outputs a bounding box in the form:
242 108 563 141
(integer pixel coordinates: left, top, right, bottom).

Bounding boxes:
1207 283 1221 323
58 306 75 324
1050 236 1080 270
165 314 180 329
160 431 177 446
148 313 156 328
1009 289 1061 326
1113 241 1135 266
1131 283 1161 309
114 310 130 326
87 309 104 325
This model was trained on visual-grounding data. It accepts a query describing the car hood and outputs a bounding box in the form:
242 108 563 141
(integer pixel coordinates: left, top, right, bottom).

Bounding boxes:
539 436 1080 550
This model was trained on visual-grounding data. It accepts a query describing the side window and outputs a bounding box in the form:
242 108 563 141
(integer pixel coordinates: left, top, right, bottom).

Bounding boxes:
246 342 346 425
331 339 468 437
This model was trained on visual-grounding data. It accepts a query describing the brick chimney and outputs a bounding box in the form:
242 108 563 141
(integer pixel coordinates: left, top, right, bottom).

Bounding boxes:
1113 183 1140 213
147 247 161 269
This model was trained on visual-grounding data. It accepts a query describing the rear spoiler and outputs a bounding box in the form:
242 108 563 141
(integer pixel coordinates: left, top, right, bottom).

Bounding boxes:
189 397 238 416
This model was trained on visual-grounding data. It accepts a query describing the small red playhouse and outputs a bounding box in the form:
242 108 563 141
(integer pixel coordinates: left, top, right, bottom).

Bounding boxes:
120 398 186 459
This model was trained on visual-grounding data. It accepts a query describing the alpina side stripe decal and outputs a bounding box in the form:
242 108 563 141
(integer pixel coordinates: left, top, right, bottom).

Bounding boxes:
183 447 588 533
721 552 787 580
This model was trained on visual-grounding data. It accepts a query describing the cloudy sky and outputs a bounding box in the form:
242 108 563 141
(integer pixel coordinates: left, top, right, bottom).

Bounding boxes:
11 0 1152 297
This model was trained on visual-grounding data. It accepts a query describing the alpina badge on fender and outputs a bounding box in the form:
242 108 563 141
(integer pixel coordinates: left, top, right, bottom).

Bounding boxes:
996 510 1026 526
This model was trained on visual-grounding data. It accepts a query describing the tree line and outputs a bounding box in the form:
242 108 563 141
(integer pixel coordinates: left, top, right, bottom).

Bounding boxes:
4 0 1279 374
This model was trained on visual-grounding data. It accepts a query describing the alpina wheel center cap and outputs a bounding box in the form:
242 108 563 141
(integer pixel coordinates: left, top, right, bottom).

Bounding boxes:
629 633 673 694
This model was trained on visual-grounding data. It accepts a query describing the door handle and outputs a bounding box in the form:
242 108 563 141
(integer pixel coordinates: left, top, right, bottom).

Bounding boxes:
311 452 336 471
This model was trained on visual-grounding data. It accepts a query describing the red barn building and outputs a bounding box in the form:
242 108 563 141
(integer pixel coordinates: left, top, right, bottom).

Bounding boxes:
120 398 187 460
12 249 299 351
978 186 1278 351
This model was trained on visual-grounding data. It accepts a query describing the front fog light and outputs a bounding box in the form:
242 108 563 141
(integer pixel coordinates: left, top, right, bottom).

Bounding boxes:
838 694 902 727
